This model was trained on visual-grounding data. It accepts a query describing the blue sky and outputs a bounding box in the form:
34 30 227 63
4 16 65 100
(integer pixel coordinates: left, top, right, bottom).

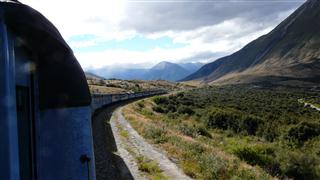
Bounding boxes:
69 35 186 53
20 0 305 69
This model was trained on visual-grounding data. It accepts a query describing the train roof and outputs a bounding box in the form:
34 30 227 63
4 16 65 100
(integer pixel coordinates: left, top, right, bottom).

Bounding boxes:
0 2 91 109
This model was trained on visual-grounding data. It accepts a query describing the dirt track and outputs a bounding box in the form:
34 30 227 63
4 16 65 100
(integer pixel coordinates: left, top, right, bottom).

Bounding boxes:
110 107 191 180
92 100 191 180
92 102 134 180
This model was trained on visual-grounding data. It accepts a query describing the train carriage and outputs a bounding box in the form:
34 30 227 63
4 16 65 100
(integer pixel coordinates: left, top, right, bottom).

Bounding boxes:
0 1 95 180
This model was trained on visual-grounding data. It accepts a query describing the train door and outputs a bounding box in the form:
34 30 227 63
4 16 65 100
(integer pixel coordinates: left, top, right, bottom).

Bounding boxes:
15 46 37 180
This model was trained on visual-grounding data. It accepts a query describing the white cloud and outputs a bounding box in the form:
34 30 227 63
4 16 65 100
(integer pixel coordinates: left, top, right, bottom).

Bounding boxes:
19 0 302 69
20 0 130 40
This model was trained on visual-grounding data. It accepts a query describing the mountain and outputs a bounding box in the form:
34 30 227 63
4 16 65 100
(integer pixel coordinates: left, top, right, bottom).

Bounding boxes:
183 0 320 86
179 62 204 73
145 61 191 81
87 67 148 80
85 72 105 80
88 61 202 81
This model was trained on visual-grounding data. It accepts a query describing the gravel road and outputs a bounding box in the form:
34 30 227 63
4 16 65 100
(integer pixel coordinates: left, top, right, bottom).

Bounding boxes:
110 107 192 180
92 100 191 180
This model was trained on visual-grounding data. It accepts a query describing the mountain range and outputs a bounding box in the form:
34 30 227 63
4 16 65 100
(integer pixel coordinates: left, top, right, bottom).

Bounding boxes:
183 0 320 86
87 61 203 81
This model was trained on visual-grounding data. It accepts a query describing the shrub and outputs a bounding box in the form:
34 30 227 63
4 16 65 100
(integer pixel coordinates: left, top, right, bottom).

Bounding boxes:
137 156 162 174
241 115 261 135
206 110 240 131
177 105 194 115
166 104 177 112
277 151 320 180
206 109 262 135
179 124 212 139
197 126 212 138
179 125 198 137
144 126 168 144
196 152 227 179
287 122 320 143
233 146 281 176
153 96 169 105
137 101 145 108
152 106 166 113
180 97 194 106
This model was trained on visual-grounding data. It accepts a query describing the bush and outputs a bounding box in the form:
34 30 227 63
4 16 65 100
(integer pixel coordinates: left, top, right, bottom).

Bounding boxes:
206 109 262 135
241 115 261 135
179 125 198 137
277 151 320 179
144 126 168 144
152 105 166 113
233 146 281 176
153 96 169 105
179 124 212 138
137 156 162 174
166 104 177 112
177 105 194 115
137 101 145 108
196 152 227 180
197 127 212 138
287 122 320 143
206 109 240 131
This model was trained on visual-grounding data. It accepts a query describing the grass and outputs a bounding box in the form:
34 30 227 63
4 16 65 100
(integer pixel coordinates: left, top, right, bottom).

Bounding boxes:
119 129 129 138
123 85 320 179
136 156 168 180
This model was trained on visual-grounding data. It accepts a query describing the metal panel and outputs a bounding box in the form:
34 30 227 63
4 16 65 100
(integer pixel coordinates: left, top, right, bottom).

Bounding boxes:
0 19 20 180
38 106 95 180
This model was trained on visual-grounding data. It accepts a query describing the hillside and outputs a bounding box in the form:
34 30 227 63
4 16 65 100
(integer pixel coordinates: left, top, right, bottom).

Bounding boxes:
125 85 320 179
179 62 203 73
183 0 320 86
86 72 196 94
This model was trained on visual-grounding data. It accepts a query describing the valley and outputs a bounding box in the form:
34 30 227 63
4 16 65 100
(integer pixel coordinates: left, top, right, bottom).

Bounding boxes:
87 1 320 180
121 85 320 179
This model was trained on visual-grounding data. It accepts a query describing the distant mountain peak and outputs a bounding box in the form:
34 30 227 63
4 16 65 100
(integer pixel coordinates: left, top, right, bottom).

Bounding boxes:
152 61 176 70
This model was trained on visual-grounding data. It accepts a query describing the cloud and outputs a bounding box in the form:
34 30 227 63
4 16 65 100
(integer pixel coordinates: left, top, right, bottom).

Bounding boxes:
121 0 304 33
19 0 305 69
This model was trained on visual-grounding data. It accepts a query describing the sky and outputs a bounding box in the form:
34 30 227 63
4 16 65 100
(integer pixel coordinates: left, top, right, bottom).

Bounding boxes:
20 0 305 70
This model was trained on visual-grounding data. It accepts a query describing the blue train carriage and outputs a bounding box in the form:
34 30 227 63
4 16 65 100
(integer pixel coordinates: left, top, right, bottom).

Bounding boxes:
0 1 95 180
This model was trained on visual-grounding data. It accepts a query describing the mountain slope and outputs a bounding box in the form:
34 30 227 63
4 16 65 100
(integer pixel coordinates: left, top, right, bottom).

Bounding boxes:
145 61 191 81
183 0 320 85
85 72 105 80
87 67 148 80
179 62 204 73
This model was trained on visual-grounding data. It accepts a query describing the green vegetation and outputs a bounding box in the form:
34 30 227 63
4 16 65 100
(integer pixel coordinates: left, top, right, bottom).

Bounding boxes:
125 85 320 179
137 156 168 180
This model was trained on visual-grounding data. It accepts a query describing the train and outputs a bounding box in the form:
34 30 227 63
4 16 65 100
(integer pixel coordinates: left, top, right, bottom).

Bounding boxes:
91 90 167 111
0 1 166 180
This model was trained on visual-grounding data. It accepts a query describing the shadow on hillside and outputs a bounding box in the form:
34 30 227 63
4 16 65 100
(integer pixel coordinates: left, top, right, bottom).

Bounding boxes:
92 98 147 180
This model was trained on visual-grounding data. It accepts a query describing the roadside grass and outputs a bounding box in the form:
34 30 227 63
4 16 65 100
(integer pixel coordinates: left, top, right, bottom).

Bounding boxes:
120 129 129 138
137 156 168 180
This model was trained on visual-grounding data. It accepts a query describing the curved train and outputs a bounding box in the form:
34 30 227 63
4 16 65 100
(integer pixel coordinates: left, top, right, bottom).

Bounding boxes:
0 1 165 180
91 90 166 111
